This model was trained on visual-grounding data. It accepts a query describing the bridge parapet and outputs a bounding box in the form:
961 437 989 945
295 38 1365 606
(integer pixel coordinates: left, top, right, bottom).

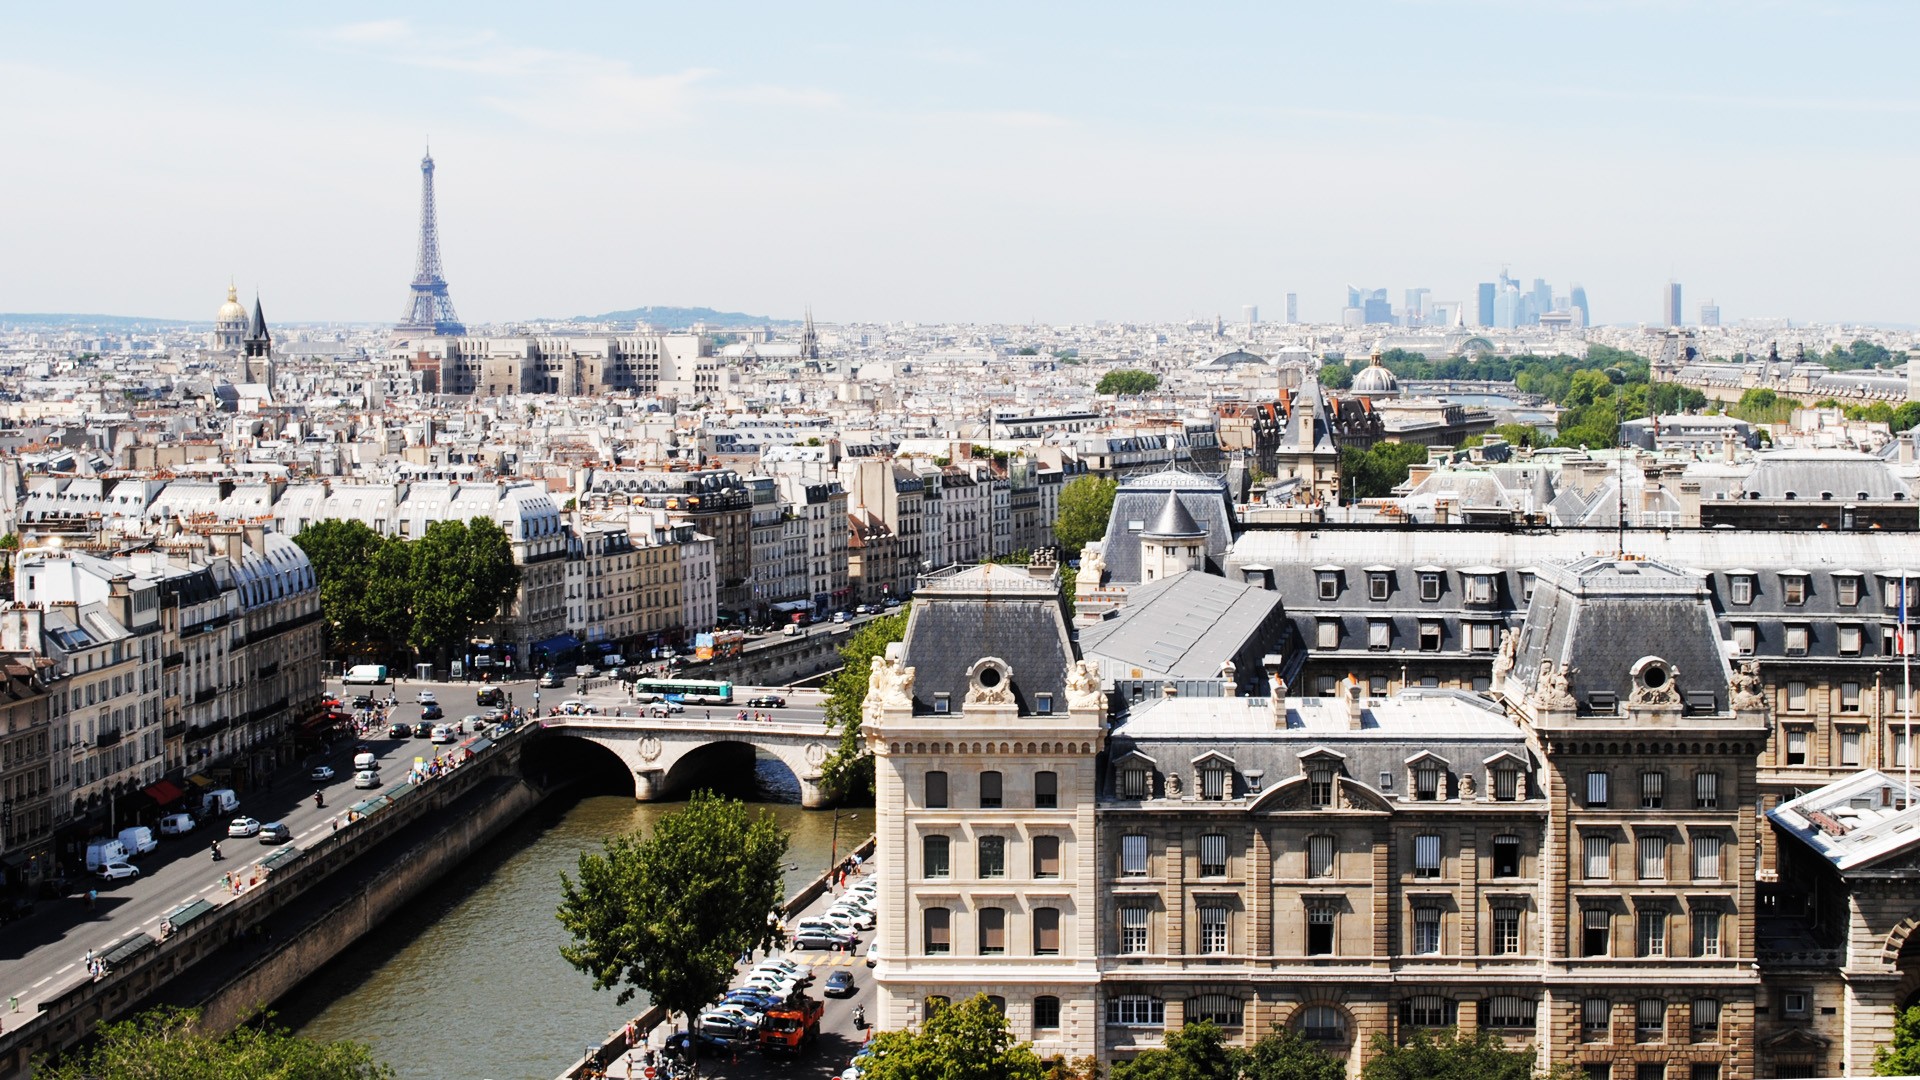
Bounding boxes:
537 713 840 809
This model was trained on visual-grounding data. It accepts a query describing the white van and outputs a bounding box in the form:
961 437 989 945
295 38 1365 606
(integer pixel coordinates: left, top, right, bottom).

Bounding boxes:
158 813 196 836
85 838 129 872
342 664 389 685
118 826 157 857
353 751 378 772
200 788 240 817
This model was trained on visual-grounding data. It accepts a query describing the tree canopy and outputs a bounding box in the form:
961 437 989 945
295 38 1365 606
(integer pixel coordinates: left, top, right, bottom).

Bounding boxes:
1108 1021 1343 1080
557 792 788 1025
1876 1004 1920 1075
35 1006 393 1080
1360 1027 1539 1080
1097 369 1161 395
1318 361 1353 390
819 611 908 802
1054 475 1118 557
862 994 1048 1080
405 518 521 660
295 516 520 665
1340 442 1430 501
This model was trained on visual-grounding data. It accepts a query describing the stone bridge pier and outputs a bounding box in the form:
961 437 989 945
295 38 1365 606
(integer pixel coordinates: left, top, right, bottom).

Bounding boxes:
543 716 839 809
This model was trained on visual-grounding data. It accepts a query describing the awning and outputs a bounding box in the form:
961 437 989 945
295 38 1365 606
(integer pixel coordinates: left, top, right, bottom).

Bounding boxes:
144 780 186 806
534 634 582 655
259 846 303 873
460 737 494 754
186 774 214 789
101 932 157 967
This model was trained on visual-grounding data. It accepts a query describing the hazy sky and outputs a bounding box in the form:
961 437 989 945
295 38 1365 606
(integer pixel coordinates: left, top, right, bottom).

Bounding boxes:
3 2 1916 326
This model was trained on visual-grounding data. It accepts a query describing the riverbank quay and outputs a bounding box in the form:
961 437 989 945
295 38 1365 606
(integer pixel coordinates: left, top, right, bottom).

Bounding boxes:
0 725 539 1080
557 835 878 1080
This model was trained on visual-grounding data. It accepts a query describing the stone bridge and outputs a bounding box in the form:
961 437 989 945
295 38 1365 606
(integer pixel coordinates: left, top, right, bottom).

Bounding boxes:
537 712 840 808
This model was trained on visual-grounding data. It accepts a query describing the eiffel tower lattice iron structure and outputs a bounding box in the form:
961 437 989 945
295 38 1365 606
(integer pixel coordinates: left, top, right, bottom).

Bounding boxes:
395 148 465 337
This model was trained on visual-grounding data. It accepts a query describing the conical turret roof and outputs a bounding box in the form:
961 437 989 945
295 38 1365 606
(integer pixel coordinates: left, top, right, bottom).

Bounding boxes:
1142 490 1204 539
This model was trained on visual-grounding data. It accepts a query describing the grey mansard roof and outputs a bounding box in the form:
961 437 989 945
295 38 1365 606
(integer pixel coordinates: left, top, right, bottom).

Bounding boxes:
899 563 1074 715
1098 469 1235 585
1077 571 1286 691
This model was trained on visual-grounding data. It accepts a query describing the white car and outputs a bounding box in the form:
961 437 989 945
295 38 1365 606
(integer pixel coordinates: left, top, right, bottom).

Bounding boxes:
310 765 336 781
799 913 858 935
430 724 455 744
227 817 262 838
417 691 437 705
866 940 879 967
646 702 685 717
744 973 800 996
96 861 140 882
829 906 876 931
353 769 380 789
754 956 802 974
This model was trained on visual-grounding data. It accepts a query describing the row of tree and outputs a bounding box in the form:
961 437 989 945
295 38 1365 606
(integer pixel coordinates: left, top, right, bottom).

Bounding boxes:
293 517 521 668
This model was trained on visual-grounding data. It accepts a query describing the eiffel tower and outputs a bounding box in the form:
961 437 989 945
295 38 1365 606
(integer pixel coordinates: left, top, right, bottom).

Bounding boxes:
394 147 466 337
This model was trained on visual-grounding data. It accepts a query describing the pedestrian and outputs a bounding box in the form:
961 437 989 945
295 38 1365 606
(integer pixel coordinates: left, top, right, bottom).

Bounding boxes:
9 994 18 1012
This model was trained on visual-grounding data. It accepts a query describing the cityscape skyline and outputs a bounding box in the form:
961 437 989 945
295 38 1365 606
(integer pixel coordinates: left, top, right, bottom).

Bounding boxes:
4 4 1918 327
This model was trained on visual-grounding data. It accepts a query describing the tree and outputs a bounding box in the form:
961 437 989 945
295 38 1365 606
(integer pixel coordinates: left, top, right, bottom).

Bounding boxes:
1361 1027 1536 1080
556 792 788 1074
405 517 521 663
1111 1020 1240 1080
35 1005 393 1080
819 611 908 801
1243 1027 1347 1080
1491 424 1539 448
1097 369 1160 395
1055 475 1118 556
1340 442 1430 501
296 520 407 661
1876 1004 1920 1074
862 994 1047 1080
1318 361 1353 390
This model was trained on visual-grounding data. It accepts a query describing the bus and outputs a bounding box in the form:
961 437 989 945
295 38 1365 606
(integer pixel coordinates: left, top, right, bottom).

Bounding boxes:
633 678 734 705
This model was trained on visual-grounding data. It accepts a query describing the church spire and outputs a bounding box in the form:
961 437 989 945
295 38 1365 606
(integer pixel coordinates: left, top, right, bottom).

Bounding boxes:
800 306 820 361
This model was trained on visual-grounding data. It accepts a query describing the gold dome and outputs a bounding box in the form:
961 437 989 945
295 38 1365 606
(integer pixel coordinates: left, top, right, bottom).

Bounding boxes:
216 283 247 325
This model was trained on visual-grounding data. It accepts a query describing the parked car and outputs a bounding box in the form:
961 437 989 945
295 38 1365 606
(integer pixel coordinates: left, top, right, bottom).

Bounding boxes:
865 940 879 967
823 970 856 997
538 670 566 689
831 611 850 624
723 989 782 1011
258 822 292 844
746 695 786 709
475 686 505 707
420 703 445 721
95 861 140 882
829 905 876 930
158 812 196 836
227 817 262 838
388 722 413 738
646 701 686 717
353 770 380 789
310 765 336 781
792 928 857 951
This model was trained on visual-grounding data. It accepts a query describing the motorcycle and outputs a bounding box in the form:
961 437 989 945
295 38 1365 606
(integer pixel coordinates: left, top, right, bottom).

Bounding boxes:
314 791 325 809
209 842 223 862
853 1005 866 1029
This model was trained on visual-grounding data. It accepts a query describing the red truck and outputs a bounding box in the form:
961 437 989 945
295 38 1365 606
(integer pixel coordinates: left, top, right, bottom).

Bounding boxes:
757 994 823 1055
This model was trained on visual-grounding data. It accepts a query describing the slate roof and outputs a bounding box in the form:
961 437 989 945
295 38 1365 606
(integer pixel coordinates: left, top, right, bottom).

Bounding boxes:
1099 469 1235 585
900 563 1074 716
1077 572 1285 690
1741 451 1910 501
1144 490 1205 538
1770 770 1920 872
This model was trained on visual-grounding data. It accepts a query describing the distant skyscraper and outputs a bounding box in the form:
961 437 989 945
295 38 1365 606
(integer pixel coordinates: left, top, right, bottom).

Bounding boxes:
1285 293 1298 324
1569 284 1590 327
1477 283 1496 327
1530 279 1553 323
1664 281 1684 327
1403 288 1430 326
1243 305 1258 334
394 147 466 338
1699 299 1721 327
1346 286 1392 325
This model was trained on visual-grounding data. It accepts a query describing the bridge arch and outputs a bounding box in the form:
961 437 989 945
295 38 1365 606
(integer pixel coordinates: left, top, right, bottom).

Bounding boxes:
521 731 634 798
536 716 836 808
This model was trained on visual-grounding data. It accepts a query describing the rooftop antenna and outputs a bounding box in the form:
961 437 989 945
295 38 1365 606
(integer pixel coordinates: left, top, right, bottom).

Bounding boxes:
1615 378 1626 557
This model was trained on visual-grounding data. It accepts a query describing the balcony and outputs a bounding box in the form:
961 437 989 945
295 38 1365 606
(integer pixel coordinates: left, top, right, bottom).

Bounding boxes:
162 652 184 670
255 661 280 679
194 687 219 704
94 727 123 748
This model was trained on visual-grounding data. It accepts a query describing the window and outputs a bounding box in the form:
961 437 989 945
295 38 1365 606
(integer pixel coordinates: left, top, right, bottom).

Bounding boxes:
1034 770 1057 809
1694 771 1719 810
979 906 1006 954
1783 576 1807 605
1485 995 1535 1028
980 771 1002 809
1732 623 1756 655
1201 766 1228 800
1419 622 1442 652
1491 907 1521 955
1033 907 1060 955
1469 622 1494 652
1033 835 1061 878
979 836 1006 878
1308 767 1335 807
1639 835 1667 881
1896 728 1911 770
934 693 950 714
1493 766 1520 802
1034 995 1061 1029
1034 693 1053 714
925 995 951 1016
1786 681 1809 713
1637 1067 1666 1080
1691 835 1723 882
1636 998 1666 1041
1415 763 1441 801
1199 833 1228 877
1300 1004 1344 1042
1369 573 1390 601
1690 1067 1719 1080
1786 727 1809 765
1306 905 1336 955
1412 905 1442 954
1582 997 1611 1040
1120 906 1149 954
1368 620 1390 650
1419 572 1441 601
1693 910 1722 958
1641 770 1665 810
1120 767 1149 800
1469 574 1495 604
924 834 951 878
1106 996 1164 1027
1121 834 1149 877
1785 624 1809 655
926 770 948 808
924 907 951 954
1782 990 1810 1017
1840 625 1863 656
1402 995 1454 1027
1838 576 1861 606
1841 682 1863 715
1308 835 1335 878
1729 576 1753 604
1840 726 1863 766
1318 573 1339 601
1413 833 1441 879
1520 571 1537 601
1588 770 1610 807
1585 835 1613 880
1583 908 1611 957
1316 619 1340 649
1638 910 1667 958
1199 906 1229 954
1493 835 1521 878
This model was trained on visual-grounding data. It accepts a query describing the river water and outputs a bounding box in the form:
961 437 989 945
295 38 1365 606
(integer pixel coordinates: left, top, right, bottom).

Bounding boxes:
278 755 872 1080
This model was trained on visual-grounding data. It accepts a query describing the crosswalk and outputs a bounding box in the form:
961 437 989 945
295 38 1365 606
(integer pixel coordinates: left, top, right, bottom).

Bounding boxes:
796 951 858 967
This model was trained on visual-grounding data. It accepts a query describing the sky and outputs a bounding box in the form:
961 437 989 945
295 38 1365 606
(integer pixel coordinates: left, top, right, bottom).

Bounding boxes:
2 1 1916 327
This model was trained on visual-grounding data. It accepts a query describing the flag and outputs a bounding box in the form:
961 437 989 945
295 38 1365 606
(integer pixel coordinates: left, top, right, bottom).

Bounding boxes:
1901 579 1911 656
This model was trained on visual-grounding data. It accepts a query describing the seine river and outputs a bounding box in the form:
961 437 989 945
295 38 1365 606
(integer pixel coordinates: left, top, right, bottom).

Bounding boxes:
278 756 872 1080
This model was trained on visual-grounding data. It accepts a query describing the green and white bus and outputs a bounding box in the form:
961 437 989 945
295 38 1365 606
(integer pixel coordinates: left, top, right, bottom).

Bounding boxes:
632 678 734 705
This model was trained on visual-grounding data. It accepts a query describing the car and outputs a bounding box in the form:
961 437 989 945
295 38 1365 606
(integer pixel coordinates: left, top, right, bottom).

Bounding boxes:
754 962 811 985
704 1002 764 1027
310 765 336 781
866 940 879 967
798 913 858 935
832 611 850 623
646 702 685 717
723 988 782 1010
417 691 437 705
350 694 375 710
354 769 380 789
538 670 566 689
388 722 412 738
823 969 856 997
792 928 857 951
746 695 786 709
414 721 435 738
829 906 876 931
753 955 803 973
493 716 520 734
430 725 454 744
227 817 262 838
475 686 505 707
420 703 444 721
95 861 140 882
258 822 292 844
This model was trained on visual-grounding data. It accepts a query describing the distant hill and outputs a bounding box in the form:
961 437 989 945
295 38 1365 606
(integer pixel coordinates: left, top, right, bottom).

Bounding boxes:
573 306 792 329
0 313 198 328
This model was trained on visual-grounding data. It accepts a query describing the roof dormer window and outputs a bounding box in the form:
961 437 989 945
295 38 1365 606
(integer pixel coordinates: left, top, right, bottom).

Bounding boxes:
1782 574 1808 606
1728 574 1754 605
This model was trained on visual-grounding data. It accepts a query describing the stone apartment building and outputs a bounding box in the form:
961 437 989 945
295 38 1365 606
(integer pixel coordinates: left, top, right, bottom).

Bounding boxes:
409 332 715 399
0 657 53 900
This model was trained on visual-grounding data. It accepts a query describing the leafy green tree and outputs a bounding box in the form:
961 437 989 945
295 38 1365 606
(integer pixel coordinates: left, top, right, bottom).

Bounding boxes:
36 1005 393 1080
1894 401 1920 433
1243 1027 1347 1080
1097 369 1161 395
1361 1027 1536 1080
1318 362 1353 390
1491 424 1539 448
296 520 410 661
819 611 908 801
1876 1004 1920 1074
556 792 788 1070
1055 475 1118 556
1340 442 1431 501
1111 1020 1240 1080
863 994 1047 1080
405 517 521 664
1737 387 1778 411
